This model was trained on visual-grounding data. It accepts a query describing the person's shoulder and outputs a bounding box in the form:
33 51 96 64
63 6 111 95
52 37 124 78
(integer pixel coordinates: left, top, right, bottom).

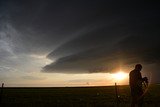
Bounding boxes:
129 69 138 75
129 70 134 75
130 69 135 73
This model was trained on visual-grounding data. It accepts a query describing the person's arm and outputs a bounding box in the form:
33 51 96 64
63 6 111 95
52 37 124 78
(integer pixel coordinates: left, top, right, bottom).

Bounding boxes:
137 71 143 82
138 72 148 87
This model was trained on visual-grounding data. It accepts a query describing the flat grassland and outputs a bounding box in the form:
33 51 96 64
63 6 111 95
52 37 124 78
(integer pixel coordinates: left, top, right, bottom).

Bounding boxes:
0 84 160 107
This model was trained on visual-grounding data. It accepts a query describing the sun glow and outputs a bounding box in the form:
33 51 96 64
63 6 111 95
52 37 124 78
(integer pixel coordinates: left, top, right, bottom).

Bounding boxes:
112 71 128 81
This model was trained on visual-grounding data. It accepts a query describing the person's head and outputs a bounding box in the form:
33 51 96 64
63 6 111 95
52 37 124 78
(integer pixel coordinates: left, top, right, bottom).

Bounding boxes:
135 64 142 71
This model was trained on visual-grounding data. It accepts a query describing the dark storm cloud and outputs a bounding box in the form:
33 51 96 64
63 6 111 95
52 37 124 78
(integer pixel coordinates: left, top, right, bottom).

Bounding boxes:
1 0 160 75
1 0 157 55
1 0 103 55
43 34 160 73
47 25 128 60
43 1 160 73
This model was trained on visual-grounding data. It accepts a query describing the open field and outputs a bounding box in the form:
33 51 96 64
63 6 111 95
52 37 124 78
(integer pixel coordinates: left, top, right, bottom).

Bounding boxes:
0 84 160 107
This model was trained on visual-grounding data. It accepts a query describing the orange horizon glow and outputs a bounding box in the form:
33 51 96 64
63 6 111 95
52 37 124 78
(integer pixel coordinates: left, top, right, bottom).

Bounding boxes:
110 71 128 84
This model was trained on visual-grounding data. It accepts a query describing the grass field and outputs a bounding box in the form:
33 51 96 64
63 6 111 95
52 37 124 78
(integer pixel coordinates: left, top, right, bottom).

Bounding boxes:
0 84 160 107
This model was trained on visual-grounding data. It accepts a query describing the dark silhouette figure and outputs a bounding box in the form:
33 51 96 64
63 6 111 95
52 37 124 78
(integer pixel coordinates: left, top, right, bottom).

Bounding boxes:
129 64 148 107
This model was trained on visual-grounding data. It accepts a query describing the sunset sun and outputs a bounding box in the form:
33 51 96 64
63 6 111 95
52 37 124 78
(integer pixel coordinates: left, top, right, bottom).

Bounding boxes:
112 71 128 81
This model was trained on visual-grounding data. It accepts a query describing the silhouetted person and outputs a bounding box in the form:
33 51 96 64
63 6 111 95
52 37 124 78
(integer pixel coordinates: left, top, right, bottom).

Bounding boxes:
129 64 148 107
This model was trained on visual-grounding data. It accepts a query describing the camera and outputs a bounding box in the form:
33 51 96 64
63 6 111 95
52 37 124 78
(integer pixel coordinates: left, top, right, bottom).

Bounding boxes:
143 77 148 84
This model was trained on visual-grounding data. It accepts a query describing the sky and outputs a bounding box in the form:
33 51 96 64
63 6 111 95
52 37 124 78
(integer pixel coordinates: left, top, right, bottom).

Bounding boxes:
0 0 160 87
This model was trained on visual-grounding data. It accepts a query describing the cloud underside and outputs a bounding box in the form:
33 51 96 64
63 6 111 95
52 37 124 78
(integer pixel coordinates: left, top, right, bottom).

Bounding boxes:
40 1 160 74
43 28 160 73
